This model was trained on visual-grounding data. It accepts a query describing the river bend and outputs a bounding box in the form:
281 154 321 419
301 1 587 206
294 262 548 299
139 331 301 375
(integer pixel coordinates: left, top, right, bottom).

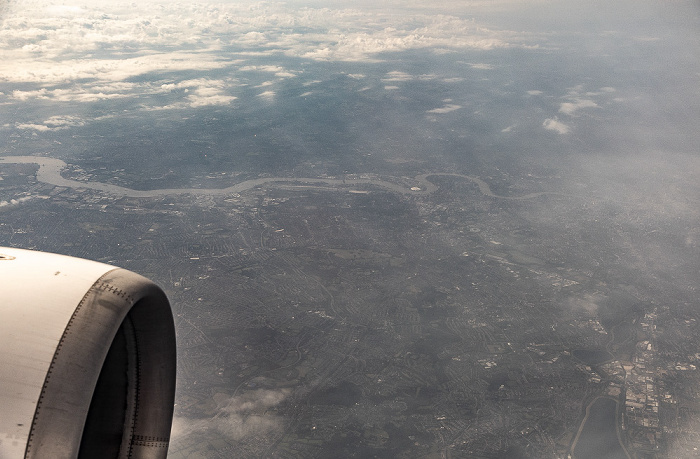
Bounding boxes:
1 156 561 201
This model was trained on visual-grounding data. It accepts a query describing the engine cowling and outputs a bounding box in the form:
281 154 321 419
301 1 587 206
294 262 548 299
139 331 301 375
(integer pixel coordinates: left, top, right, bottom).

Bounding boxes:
0 247 176 459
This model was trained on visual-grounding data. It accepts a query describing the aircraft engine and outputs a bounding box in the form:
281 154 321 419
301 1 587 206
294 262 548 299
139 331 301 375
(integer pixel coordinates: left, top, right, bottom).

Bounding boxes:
0 247 176 459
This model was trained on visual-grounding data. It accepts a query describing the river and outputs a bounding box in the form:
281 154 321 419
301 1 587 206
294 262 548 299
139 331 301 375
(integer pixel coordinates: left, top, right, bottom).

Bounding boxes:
0 155 564 200
572 397 629 459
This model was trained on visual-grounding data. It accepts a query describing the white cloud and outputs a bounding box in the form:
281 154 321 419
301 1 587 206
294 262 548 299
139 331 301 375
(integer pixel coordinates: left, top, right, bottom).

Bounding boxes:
1 53 233 85
427 104 462 114
257 90 275 100
543 117 570 134
45 5 85 17
0 0 537 115
554 84 620 118
15 123 51 132
45 115 84 127
539 84 619 136
239 65 297 78
171 389 290 443
382 71 438 83
468 63 493 70
559 99 598 115
382 71 413 82
11 77 238 115
16 115 86 131
0 196 33 207
12 87 131 102
187 91 236 108
1 1 532 82
161 79 237 108
238 31 269 45
290 13 522 62
566 293 606 315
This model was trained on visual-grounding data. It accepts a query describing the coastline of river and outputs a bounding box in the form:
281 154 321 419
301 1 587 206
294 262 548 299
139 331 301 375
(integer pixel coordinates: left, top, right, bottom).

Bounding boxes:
0 155 563 201
571 397 630 459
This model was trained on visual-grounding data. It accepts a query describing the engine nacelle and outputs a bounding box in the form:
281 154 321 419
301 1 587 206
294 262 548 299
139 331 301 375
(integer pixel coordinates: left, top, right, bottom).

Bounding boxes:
0 247 176 459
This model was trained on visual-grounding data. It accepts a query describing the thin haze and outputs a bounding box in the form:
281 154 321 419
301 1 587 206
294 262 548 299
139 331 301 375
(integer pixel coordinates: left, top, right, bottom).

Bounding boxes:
1 0 699 457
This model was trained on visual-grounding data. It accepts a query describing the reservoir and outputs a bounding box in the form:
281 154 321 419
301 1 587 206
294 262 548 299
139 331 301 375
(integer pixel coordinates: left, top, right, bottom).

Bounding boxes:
572 349 614 365
573 397 628 459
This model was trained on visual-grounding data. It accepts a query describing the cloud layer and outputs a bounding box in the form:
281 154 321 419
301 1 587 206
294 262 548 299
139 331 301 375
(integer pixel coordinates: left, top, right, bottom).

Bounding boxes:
171 388 290 445
0 1 542 136
543 117 569 134
0 1 534 103
539 84 618 134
